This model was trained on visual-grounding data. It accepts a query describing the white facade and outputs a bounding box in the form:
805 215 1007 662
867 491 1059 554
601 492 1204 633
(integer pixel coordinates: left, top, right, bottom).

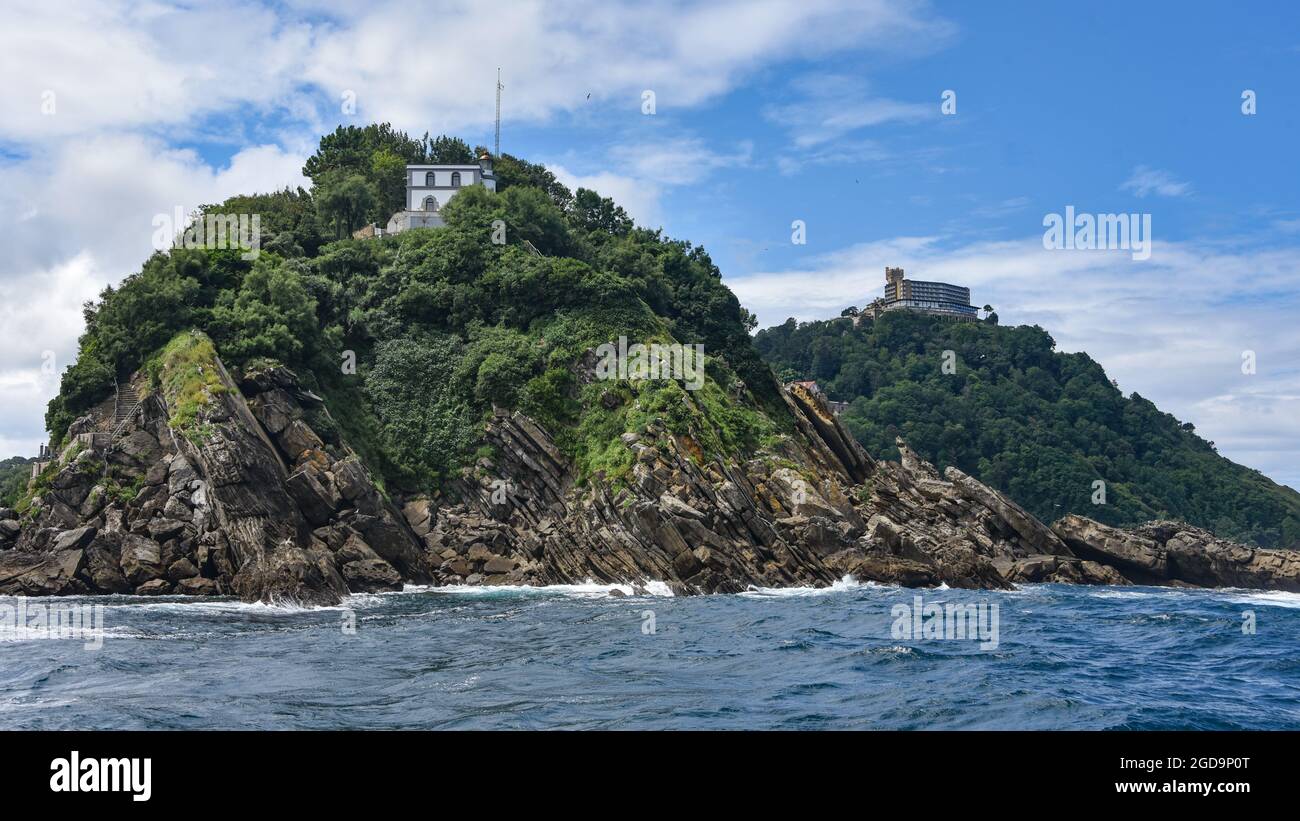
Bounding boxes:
381 154 498 236
404 160 497 212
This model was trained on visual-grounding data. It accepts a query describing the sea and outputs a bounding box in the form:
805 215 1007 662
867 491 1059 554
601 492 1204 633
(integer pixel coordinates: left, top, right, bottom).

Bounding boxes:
1 579 1296 729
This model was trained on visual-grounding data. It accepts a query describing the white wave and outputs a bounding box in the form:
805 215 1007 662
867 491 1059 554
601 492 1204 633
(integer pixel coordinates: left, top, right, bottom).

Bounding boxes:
428 579 675 598
1225 590 1300 609
740 575 873 598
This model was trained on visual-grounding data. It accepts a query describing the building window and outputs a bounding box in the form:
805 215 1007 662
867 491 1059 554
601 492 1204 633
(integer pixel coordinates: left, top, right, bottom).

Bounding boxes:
451 171 461 187
425 171 435 186
423 196 437 212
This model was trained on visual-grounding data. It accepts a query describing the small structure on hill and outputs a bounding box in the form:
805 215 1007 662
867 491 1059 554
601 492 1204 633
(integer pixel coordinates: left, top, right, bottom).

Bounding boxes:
384 151 497 235
864 267 978 320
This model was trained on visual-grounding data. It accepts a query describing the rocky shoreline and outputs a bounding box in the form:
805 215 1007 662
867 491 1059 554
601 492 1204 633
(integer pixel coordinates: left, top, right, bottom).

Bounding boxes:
3 354 1298 602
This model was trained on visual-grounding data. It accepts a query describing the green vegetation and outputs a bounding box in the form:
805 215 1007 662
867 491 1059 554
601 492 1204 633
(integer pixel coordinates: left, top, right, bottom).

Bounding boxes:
38 120 1290 548
0 456 35 508
150 331 228 444
755 311 1300 548
38 123 783 500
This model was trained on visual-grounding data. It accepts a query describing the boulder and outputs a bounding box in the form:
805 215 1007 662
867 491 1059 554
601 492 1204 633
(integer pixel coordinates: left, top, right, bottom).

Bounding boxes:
482 556 517 574
147 517 188 542
166 557 200 582
286 466 341 526
176 576 220 596
1052 514 1167 580
135 579 172 595
83 533 131 594
342 558 403 592
402 499 435 536
120 535 164 586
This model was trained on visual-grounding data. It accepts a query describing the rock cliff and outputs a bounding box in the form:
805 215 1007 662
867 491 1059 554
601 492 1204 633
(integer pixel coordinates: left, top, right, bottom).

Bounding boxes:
3 340 1298 602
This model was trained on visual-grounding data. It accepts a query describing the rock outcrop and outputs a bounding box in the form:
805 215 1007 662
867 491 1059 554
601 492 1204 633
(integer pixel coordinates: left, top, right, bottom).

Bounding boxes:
4 341 1298 602
1 346 428 605
1054 514 1300 591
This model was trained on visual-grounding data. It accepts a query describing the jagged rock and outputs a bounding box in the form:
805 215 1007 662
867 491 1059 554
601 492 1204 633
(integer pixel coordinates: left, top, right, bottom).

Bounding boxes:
276 419 325 463
116 430 162 464
342 558 402 592
332 459 371 503
286 466 341 526
1052 514 1166 580
177 576 220 596
83 532 130 593
1162 527 1300 591
147 518 187 542
52 525 97 552
166 557 200 582
120 535 164 586
7 344 1298 604
945 466 1071 557
168 456 198 494
402 499 435 536
231 545 347 606
136 579 172 595
482 556 517 574
163 496 191 520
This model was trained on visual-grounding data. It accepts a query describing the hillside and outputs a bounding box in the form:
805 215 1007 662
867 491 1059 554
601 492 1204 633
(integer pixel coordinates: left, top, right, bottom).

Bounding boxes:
754 311 1300 548
41 126 780 500
6 122 1299 603
0 456 35 508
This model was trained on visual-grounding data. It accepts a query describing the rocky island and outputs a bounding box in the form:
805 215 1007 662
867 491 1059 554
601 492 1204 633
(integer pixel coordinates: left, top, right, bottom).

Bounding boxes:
3 343 1297 602
3 126 1297 603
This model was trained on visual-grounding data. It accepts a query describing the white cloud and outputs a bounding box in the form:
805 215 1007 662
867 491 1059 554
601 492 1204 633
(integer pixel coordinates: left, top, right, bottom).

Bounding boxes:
549 136 753 227
0 0 314 141
1120 165 1193 198
0 0 953 144
729 236 1300 489
548 164 664 226
0 134 308 454
765 74 934 149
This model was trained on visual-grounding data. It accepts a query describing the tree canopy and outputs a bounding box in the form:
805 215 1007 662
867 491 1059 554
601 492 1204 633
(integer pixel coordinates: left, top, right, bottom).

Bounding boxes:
754 311 1300 547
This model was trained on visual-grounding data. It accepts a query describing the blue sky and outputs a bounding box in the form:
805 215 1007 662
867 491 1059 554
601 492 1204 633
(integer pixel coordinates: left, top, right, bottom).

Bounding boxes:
2 0 1299 489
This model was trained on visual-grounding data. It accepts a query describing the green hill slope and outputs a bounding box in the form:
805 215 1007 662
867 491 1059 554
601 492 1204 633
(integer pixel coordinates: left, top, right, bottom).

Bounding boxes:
754 311 1300 548
39 124 783 503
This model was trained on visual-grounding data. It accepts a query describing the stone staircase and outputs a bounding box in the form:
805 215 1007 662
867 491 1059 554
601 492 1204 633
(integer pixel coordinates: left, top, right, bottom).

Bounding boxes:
110 381 143 440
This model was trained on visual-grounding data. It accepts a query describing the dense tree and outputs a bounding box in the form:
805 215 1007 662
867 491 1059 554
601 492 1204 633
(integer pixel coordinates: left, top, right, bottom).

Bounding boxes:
315 172 378 238
754 311 1300 547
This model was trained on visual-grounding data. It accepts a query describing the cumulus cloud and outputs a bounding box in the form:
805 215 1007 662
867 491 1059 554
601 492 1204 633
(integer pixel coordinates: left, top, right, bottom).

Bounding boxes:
728 237 1300 488
0 135 308 455
0 0 952 144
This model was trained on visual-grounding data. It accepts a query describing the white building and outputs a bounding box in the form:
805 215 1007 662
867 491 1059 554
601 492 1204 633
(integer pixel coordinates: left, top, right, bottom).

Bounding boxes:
385 151 497 234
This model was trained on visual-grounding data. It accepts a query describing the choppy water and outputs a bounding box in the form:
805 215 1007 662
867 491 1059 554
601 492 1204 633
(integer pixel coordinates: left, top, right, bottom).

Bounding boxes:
1 580 1296 729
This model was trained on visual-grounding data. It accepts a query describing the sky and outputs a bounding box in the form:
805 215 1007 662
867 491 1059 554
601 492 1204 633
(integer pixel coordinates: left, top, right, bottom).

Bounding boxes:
1 0 1298 489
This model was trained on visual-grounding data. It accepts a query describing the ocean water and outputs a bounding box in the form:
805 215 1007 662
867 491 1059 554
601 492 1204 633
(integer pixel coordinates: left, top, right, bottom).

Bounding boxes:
1 580 1296 730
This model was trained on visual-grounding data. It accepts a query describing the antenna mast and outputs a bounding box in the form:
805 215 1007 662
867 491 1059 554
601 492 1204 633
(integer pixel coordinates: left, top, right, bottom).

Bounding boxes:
494 68 502 156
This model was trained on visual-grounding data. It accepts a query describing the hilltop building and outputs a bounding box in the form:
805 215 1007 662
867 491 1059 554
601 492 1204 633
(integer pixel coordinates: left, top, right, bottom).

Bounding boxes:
381 151 497 235
863 267 978 320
